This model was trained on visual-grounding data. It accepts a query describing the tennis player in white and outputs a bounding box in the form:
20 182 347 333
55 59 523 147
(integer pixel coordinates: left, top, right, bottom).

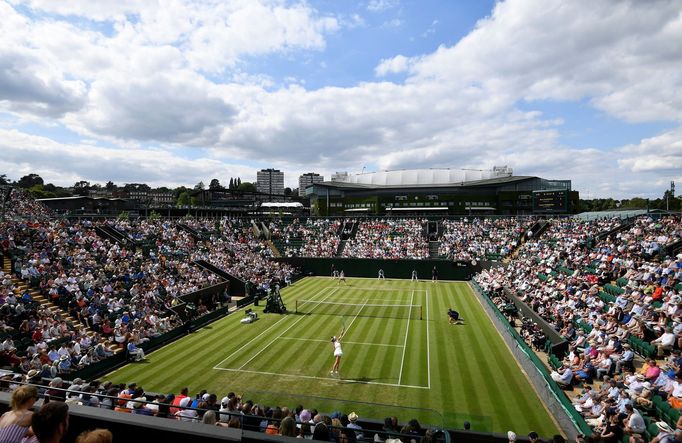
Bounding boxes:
330 327 346 377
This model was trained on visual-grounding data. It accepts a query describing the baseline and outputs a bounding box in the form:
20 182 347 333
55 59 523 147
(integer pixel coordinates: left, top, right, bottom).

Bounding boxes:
278 337 402 348
212 367 429 390
333 287 427 293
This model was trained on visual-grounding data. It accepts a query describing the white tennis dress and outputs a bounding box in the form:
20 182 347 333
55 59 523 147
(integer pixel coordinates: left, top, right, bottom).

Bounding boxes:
334 340 343 357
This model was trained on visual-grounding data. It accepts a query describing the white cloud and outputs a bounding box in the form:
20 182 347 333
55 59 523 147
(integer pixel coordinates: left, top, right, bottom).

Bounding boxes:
367 0 399 12
398 0 682 123
381 18 403 29
0 128 256 187
67 71 236 144
618 129 682 173
1 0 682 199
374 55 412 77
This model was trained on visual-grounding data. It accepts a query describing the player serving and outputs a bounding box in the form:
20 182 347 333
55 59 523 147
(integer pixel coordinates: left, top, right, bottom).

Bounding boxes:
330 326 346 377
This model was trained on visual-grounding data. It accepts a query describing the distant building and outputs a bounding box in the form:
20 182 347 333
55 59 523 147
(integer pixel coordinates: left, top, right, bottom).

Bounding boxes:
256 169 285 195
126 191 175 205
298 172 324 197
307 167 578 216
331 172 349 182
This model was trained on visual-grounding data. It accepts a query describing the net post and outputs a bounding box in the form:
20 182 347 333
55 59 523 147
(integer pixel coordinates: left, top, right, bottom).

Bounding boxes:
295 300 298 314
420 305 422 320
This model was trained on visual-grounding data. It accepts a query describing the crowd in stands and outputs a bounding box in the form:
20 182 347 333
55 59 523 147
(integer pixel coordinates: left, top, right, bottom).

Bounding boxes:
0 188 51 221
342 219 429 259
0 376 445 443
191 218 295 287
0 191 297 376
475 215 682 440
438 218 532 261
269 219 341 258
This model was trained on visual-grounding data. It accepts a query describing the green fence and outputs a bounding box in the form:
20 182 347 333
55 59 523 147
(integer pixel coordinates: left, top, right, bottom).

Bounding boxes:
470 282 592 437
275 257 478 281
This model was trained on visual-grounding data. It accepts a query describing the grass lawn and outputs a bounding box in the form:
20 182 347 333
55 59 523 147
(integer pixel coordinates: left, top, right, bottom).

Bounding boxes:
108 277 560 435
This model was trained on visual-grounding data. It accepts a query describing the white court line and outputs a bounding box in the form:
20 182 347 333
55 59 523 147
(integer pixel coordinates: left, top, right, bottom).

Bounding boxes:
426 289 431 389
329 298 419 304
336 287 427 293
341 298 369 337
237 288 339 370
397 290 414 385
213 366 429 390
279 336 402 348
212 284 329 370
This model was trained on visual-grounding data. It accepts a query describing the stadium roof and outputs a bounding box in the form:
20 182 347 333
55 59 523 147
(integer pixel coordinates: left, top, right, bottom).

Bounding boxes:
332 167 513 187
260 202 303 208
313 175 536 190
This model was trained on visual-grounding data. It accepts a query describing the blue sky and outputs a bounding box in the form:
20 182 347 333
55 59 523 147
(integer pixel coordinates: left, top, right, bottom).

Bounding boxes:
0 0 680 198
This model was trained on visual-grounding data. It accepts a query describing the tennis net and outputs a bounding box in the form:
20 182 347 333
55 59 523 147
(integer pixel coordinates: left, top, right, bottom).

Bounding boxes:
295 299 422 320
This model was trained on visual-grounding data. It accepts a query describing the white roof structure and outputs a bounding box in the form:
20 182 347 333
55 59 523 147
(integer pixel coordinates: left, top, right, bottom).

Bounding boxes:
260 202 303 208
333 167 512 186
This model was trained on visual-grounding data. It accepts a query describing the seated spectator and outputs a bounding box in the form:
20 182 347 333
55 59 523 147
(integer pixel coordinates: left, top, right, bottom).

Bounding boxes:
0 384 38 442
25 401 69 443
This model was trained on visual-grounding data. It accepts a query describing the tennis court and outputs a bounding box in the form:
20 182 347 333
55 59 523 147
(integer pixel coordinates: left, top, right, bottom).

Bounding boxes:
213 285 430 389
107 277 560 435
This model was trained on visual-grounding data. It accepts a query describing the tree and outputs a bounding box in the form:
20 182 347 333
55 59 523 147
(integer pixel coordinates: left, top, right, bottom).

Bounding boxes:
73 180 91 196
177 191 191 207
237 177 242 187
237 182 256 192
621 197 648 209
173 186 189 198
284 187 292 196
229 178 234 190
0 174 10 185
105 181 117 191
122 183 151 193
194 181 205 190
209 178 221 190
27 184 50 199
17 174 43 189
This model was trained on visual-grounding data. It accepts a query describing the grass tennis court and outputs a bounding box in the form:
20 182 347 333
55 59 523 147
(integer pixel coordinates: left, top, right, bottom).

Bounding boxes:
107 277 560 435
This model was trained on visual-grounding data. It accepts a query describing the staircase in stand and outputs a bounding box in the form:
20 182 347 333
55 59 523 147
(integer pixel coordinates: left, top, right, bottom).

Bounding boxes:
429 241 441 258
336 240 347 257
267 240 282 258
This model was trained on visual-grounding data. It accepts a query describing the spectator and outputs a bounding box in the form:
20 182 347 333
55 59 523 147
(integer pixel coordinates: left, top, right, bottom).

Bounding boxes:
75 429 113 443
26 402 69 443
0 384 38 442
279 416 297 437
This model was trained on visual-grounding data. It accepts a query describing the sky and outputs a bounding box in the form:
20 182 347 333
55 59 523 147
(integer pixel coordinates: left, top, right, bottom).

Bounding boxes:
0 0 681 199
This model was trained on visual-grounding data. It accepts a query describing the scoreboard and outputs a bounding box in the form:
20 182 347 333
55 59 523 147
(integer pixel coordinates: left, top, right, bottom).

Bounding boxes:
533 190 568 212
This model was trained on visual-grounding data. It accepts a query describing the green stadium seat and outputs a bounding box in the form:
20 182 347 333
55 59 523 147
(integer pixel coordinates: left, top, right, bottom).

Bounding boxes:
665 407 680 426
646 423 658 438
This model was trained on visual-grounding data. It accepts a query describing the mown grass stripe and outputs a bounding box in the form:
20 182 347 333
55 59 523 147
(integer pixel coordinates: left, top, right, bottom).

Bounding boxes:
108 277 560 436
